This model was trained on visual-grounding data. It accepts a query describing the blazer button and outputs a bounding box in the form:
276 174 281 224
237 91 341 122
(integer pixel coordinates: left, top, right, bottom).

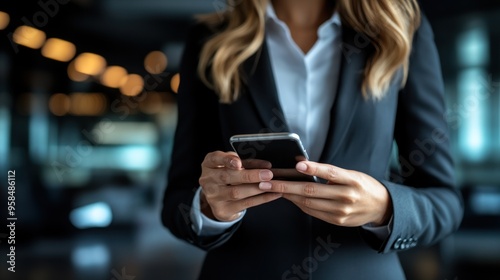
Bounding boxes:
401 239 409 250
410 240 417 247
393 238 403 249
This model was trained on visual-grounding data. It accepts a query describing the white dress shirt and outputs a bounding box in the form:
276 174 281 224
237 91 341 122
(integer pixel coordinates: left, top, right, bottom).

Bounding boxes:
266 4 341 162
190 4 392 239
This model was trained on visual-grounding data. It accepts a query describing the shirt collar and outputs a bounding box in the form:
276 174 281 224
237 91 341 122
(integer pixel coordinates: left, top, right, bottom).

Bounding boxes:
266 3 341 38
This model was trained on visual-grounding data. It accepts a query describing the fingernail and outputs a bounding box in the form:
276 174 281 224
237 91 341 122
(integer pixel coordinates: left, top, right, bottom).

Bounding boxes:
296 162 307 172
259 182 272 190
259 170 273 181
230 159 239 168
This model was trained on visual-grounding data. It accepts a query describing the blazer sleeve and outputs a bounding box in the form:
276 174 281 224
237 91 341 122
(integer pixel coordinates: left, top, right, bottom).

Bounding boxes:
364 16 464 253
160 23 241 250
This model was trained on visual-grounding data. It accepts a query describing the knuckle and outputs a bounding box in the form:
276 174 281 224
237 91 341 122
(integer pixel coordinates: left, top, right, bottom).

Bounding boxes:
210 154 219 165
334 216 348 226
338 206 352 217
204 152 215 163
211 151 226 165
227 151 238 157
303 183 316 197
218 171 231 184
241 171 252 183
351 171 363 186
326 166 337 180
199 176 207 187
202 184 217 196
275 182 287 193
343 190 359 204
229 186 240 200
303 197 312 208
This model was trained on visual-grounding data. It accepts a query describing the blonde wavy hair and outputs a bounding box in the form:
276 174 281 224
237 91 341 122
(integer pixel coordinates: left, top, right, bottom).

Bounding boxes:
198 0 421 103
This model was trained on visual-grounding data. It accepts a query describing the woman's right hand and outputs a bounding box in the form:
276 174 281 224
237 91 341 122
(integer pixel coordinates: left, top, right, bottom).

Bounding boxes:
199 151 282 222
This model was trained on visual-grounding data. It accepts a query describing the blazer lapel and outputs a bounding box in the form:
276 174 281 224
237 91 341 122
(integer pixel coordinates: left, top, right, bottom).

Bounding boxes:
241 27 369 162
243 41 289 133
318 26 370 164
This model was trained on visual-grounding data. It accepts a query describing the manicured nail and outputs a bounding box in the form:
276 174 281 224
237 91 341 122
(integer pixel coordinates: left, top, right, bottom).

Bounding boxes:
296 162 307 172
259 182 272 190
259 170 273 181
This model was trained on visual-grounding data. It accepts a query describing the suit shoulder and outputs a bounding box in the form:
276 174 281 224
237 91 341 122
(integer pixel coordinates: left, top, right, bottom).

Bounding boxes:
413 14 434 42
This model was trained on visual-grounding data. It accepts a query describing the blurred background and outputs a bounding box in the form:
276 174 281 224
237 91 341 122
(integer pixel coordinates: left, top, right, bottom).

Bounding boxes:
0 0 499 279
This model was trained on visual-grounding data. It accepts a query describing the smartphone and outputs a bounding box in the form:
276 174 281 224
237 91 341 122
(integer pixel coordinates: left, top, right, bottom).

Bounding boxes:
230 132 317 182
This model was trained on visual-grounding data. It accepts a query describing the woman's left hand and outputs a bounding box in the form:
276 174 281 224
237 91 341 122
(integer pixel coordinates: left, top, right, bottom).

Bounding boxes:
259 161 393 227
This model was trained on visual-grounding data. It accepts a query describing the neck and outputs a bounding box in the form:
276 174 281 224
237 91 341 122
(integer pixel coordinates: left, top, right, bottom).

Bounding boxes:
271 0 334 29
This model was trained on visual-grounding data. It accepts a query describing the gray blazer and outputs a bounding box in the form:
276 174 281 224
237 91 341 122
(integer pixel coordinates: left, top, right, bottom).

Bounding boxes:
161 15 463 280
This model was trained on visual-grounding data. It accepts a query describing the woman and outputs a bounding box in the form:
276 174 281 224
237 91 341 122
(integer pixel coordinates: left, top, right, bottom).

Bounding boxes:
162 0 464 279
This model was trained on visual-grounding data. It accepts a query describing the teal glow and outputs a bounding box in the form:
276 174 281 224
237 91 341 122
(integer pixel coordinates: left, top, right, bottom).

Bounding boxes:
0 108 10 169
457 68 490 161
71 244 110 268
457 22 489 67
70 202 113 229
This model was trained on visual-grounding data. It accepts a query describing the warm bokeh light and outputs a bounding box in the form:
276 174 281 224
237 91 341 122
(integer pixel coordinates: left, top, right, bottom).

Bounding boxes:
101 66 128 88
139 92 164 114
0 11 10 30
119 74 144 96
13 25 46 49
170 73 180 94
49 93 71 116
69 93 107 116
42 38 77 62
74 52 107 76
68 60 89 82
144 51 168 74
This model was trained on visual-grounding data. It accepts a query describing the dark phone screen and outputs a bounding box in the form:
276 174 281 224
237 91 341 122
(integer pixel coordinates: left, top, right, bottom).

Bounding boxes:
232 139 315 181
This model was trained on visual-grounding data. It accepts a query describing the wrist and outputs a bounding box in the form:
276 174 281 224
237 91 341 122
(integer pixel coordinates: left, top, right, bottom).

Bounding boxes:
370 180 393 226
200 190 217 220
373 194 393 226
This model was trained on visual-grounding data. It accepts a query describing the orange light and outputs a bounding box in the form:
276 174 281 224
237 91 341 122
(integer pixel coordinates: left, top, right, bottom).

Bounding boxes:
49 93 71 116
67 60 89 82
119 74 144 96
139 92 164 114
42 38 76 62
144 51 168 74
69 93 107 116
101 66 128 88
0 11 10 30
74 53 107 76
170 73 180 94
13 25 46 49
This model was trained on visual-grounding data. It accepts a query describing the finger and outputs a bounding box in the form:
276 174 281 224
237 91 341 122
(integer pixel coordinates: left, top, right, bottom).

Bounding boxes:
284 195 354 226
217 169 274 185
221 184 267 201
202 151 242 169
241 158 272 169
282 194 346 214
227 192 283 214
259 180 340 199
296 161 353 185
